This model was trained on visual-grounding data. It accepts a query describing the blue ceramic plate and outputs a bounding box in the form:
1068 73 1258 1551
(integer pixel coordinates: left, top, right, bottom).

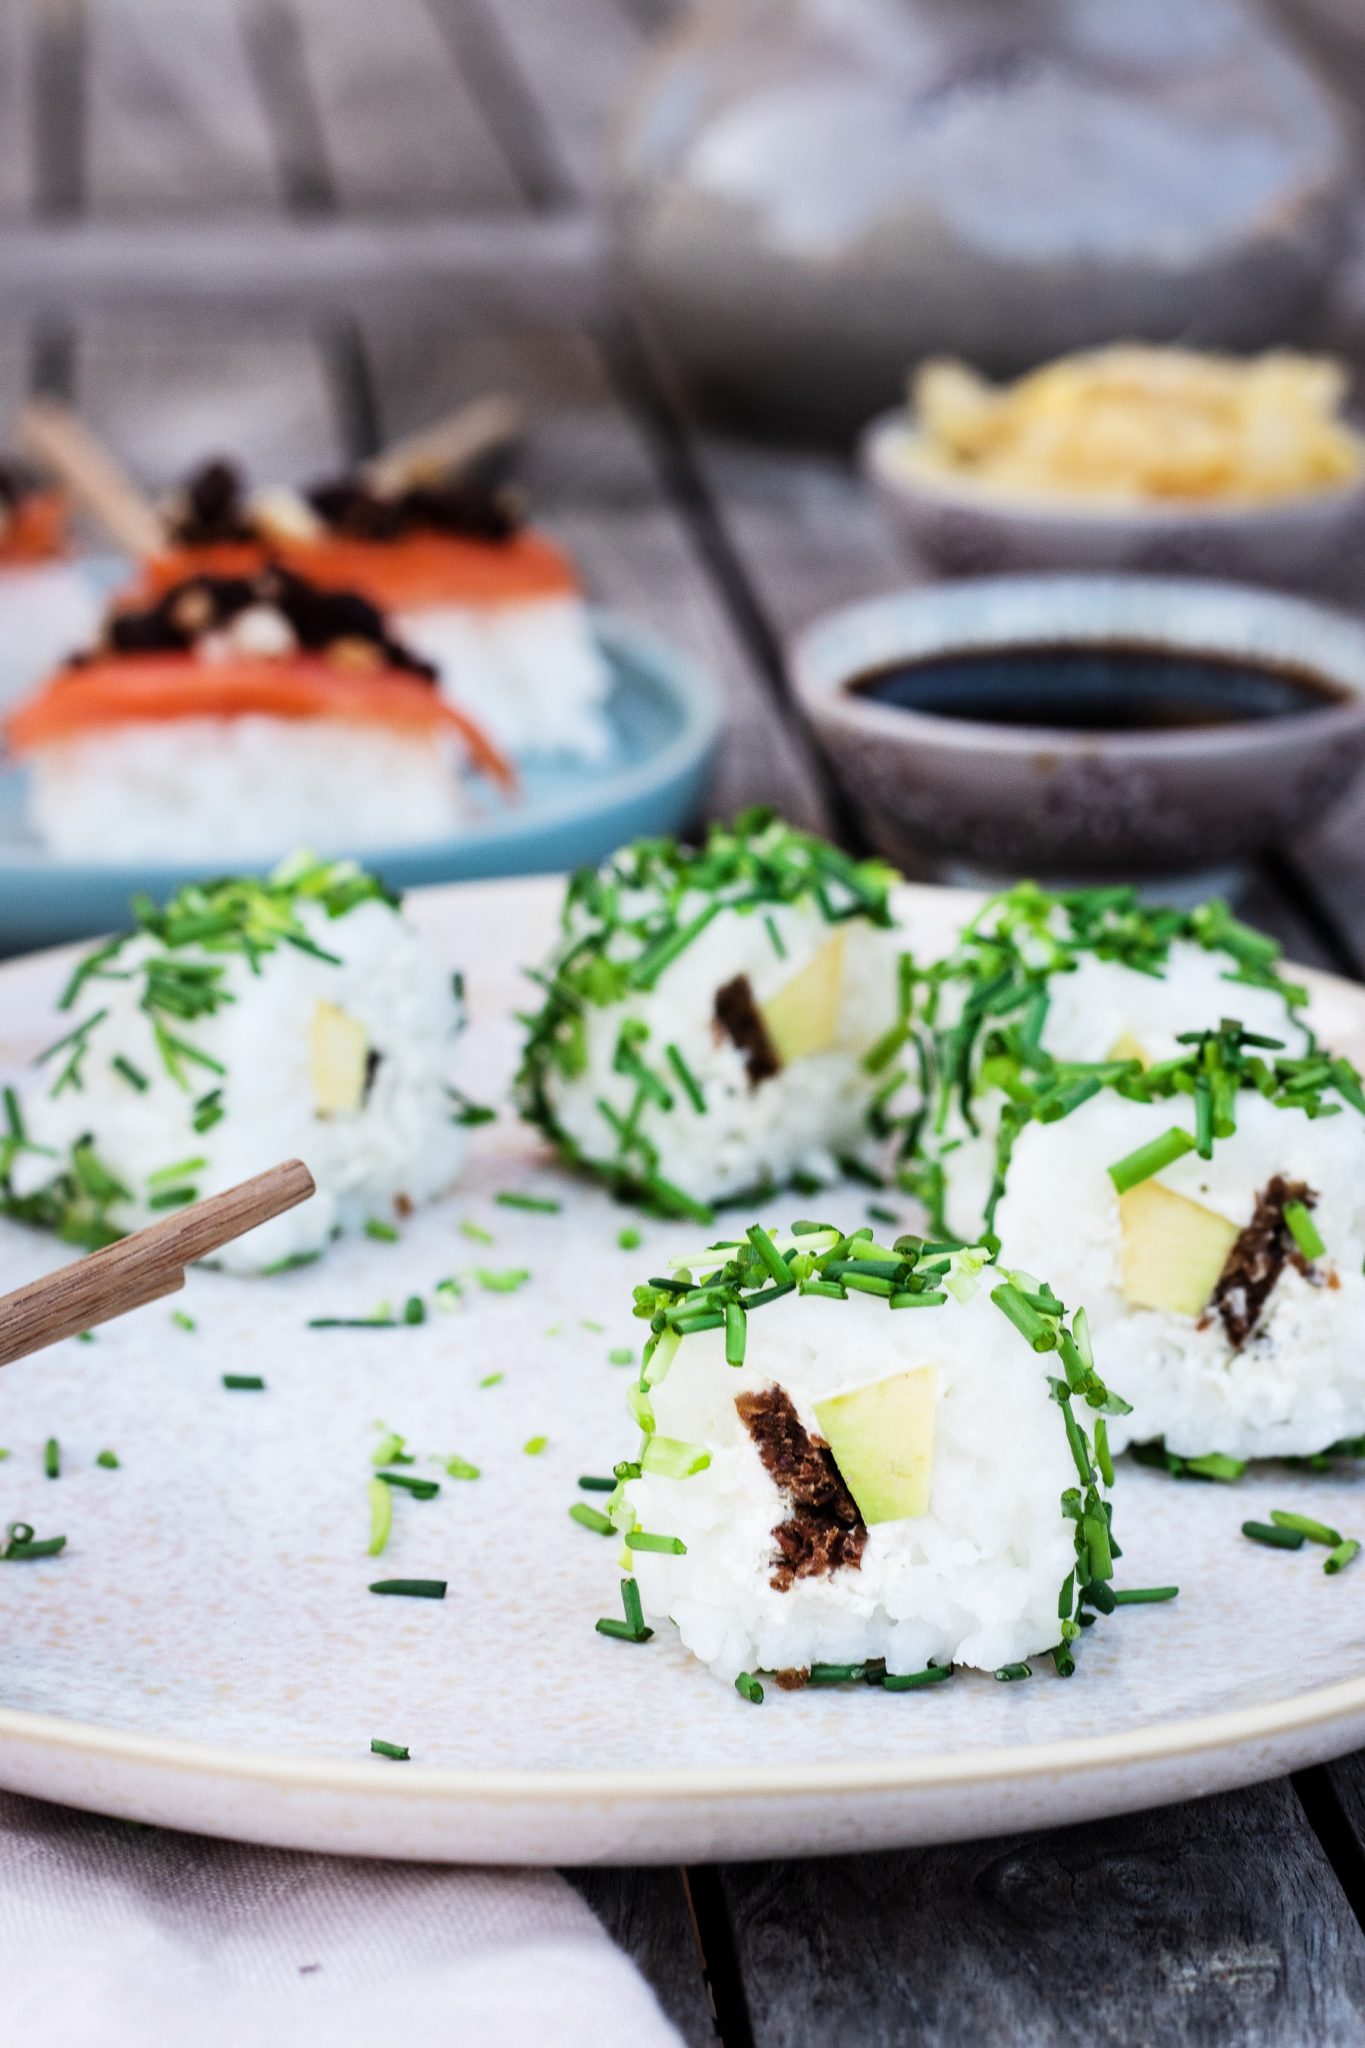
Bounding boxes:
0 611 723 951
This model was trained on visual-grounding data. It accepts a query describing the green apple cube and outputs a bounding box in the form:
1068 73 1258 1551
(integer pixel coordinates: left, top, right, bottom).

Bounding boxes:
813 1365 936 1524
1119 1179 1239 1317
759 929 846 1066
310 999 370 1118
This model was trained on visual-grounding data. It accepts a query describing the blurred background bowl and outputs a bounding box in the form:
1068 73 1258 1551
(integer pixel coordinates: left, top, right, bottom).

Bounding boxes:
790 575 1365 885
860 413 1365 600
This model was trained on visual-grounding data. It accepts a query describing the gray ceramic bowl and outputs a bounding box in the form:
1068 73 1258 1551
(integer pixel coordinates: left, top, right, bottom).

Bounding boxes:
790 575 1365 883
861 414 1365 601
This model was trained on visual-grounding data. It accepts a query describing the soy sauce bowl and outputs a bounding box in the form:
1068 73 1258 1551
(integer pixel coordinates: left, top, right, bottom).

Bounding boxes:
789 575 1365 884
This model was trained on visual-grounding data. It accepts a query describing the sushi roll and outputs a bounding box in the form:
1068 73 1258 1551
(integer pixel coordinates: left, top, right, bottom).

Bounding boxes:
970 1022 1365 1461
906 883 1310 1239
597 1221 1123 1684
0 856 471 1273
137 455 613 763
5 563 512 862
517 814 911 1217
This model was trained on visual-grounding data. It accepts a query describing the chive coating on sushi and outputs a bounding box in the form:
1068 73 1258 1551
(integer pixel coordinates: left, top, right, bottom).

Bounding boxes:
515 814 911 1217
1 857 471 1273
594 1219 1126 1691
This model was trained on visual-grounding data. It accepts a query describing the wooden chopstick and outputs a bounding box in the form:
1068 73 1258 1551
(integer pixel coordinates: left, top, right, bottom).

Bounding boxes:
363 393 523 497
15 397 167 558
0 1159 316 1370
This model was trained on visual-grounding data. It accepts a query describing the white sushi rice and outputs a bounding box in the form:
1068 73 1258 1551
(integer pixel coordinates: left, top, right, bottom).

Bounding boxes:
624 1276 1098 1681
22 717 469 862
984 1088 1365 1460
401 595 613 763
528 886 901 1207
7 878 468 1271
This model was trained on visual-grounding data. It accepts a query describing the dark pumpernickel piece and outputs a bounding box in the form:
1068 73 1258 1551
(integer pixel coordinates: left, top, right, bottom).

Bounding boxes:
168 459 256 545
1210 1174 1317 1349
306 466 522 545
713 974 781 1086
92 565 435 681
736 1384 867 1591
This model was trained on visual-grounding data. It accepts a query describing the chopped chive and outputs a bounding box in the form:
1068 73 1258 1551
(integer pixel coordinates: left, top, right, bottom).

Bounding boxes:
581 1318 605 1332
111 1055 149 1092
882 1664 953 1691
43 1438 59 1480
444 1456 480 1481
569 1503 614 1536
808 1662 867 1685
495 1192 561 1213
460 1219 494 1244
664 1043 706 1115
378 1472 439 1498
1111 1586 1180 1604
369 1578 447 1599
260 1249 321 1276
1107 1126 1196 1195
475 1267 530 1294
147 1155 207 1188
617 1227 643 1251
370 1739 409 1761
1325 1539 1360 1575
479 1372 504 1389
95 1449 119 1469
866 1203 898 1224
734 1671 765 1704
402 1295 426 1325
1183 1452 1247 1483
724 1298 747 1368
222 1374 265 1391
367 1477 392 1557
623 1531 687 1554
75 1331 95 1344
1242 1520 1304 1550
1283 1201 1325 1261
578 1474 615 1492
994 1663 1031 1682
2 1534 66 1560
308 1317 400 1329
372 1432 410 1467
763 913 787 959
990 1282 1057 1352
608 1347 634 1366
1270 1509 1342 1548
364 1218 399 1243
148 1186 197 1210
596 1575 653 1643
171 1310 196 1332
1094 1416 1114 1488
521 1435 549 1458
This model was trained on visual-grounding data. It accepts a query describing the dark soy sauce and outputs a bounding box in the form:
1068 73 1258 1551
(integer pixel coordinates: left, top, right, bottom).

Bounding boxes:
850 642 1351 733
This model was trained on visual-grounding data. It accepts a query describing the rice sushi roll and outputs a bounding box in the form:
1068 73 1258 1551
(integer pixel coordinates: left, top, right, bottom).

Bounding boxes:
968 1021 1365 1460
0 857 471 1272
6 563 512 862
906 883 1310 1239
597 1222 1123 1684
136 455 613 763
517 814 911 1217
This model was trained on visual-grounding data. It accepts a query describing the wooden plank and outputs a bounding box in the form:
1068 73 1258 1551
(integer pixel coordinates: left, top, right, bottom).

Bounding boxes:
569 1868 714 2048
72 316 342 487
84 0 280 211
287 0 522 211
720 1781 1365 2047
460 0 649 199
361 317 832 828
0 1 35 217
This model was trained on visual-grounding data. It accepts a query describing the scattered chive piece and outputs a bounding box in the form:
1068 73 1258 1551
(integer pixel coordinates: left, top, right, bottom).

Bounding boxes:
1270 1509 1342 1548
495 1192 561 1214
111 1054 148 1092
75 1331 95 1343
260 1250 322 1276
444 1455 480 1481
1242 1520 1304 1550
569 1503 614 1536
475 1267 530 1294
1183 1452 1247 1483
596 1574 653 1643
581 1318 605 1333
2 1532 66 1560
994 1663 1032 1682
308 1317 400 1329
364 1218 399 1243
523 1435 548 1456
146 1156 207 1188
1325 1539 1360 1575
433 1276 462 1311
866 1203 898 1224
403 1295 426 1325
367 1477 392 1557
808 1662 867 1685
372 1432 409 1468
624 1530 687 1554
171 1310 196 1332
370 1739 409 1761
95 1449 119 1469
617 1227 643 1251
43 1438 59 1480
1107 1126 1196 1195
665 1042 707 1116
1111 1586 1180 1605
479 1372 504 1389
368 1578 447 1600
460 1219 494 1244
222 1374 265 1391
888 1662 949 1695
578 1474 615 1492
378 1472 439 1499
608 1347 634 1366
1283 1200 1325 1261
735 1671 765 1704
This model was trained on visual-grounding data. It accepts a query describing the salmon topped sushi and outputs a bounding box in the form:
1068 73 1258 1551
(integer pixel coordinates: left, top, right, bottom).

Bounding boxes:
5 563 512 862
133 452 614 763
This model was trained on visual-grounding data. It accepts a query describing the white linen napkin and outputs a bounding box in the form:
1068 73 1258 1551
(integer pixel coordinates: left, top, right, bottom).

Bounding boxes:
0 1793 684 2048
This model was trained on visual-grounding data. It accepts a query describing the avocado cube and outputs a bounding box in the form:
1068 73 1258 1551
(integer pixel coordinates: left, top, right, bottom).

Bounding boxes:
1119 1180 1239 1317
1108 1031 1148 1069
759 929 846 1065
311 1000 369 1118
813 1365 936 1524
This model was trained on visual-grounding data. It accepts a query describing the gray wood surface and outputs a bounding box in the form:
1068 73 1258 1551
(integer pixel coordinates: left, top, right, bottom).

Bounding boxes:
4 2 1365 2042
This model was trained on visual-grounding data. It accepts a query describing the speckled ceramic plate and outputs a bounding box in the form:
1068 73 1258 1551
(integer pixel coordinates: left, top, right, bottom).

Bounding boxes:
2 876 1365 1867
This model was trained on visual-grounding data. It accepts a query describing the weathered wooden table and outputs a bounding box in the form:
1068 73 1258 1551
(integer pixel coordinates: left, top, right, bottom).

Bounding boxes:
6 2 1365 2038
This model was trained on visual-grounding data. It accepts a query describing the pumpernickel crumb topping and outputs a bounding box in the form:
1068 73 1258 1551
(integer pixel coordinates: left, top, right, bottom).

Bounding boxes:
1210 1174 1317 1349
165 457 523 548
736 1384 867 1591
714 974 781 1087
